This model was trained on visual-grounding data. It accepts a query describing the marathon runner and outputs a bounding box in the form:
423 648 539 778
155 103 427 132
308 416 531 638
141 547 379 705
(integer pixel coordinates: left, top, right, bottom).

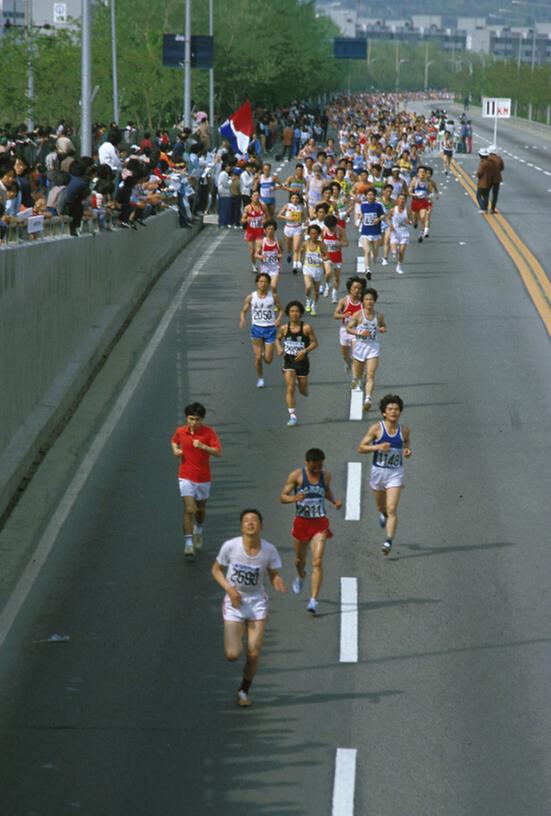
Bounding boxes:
301 223 330 316
276 300 318 426
242 190 268 273
387 192 412 275
240 272 282 388
357 394 412 555
322 213 348 303
280 448 342 615
256 163 282 218
333 275 365 374
171 402 222 557
211 509 287 707
346 287 387 411
277 192 306 273
359 187 385 279
408 165 434 242
256 219 282 293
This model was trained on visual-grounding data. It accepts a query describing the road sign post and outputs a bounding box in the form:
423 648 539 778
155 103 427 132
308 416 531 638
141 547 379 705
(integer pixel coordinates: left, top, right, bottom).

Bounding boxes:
482 97 511 149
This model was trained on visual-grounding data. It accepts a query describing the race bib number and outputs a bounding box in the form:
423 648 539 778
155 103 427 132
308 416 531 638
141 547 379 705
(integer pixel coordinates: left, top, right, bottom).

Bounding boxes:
378 449 403 468
230 563 260 587
252 307 274 322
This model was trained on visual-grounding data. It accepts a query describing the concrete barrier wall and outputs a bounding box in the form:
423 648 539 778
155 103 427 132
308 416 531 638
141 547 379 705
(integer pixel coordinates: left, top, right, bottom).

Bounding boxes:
0 212 201 517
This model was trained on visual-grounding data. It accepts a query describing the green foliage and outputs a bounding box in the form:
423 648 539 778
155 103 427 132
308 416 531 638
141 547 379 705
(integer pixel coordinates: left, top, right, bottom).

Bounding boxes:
1 0 346 129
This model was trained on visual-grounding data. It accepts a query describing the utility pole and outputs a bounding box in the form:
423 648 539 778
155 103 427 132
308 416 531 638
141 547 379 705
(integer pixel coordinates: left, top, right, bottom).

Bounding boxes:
208 0 214 130
81 0 92 155
24 0 34 131
183 0 192 127
110 0 119 124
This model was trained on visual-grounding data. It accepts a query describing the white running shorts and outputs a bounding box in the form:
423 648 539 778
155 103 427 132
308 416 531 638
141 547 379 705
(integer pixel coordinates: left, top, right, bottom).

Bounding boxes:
352 339 380 362
223 592 269 622
284 224 303 238
178 479 211 500
369 466 404 491
391 231 409 246
339 326 355 347
303 265 323 282
359 234 381 246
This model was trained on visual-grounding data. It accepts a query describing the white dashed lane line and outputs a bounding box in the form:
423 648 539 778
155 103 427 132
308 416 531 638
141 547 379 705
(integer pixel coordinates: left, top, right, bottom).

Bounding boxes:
332 748 358 816
345 462 362 521
349 389 363 420
340 577 358 663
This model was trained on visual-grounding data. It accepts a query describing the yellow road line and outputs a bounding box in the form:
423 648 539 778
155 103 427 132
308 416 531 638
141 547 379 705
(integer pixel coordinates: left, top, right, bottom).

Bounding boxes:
451 160 551 334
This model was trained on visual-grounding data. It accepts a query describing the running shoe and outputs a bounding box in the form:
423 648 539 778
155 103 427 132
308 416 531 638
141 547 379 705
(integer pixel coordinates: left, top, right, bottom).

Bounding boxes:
310 303 317 316
256 378 265 388
396 264 404 275
323 286 330 298
417 235 423 243
365 269 372 280
378 512 387 528
381 258 389 266
192 528 203 550
363 396 372 412
305 301 311 313
236 690 252 708
292 575 304 594
319 283 325 295
331 289 338 304
382 540 392 556
292 266 298 275
307 598 318 615
184 541 195 557
287 415 298 427
350 379 360 390
423 230 429 239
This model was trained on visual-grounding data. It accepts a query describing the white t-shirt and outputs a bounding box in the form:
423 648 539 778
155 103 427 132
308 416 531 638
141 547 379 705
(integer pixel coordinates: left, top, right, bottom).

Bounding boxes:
216 537 282 596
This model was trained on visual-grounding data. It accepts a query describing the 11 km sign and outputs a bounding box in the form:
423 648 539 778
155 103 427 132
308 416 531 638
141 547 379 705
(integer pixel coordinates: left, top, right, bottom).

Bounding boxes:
482 98 511 119
482 97 511 148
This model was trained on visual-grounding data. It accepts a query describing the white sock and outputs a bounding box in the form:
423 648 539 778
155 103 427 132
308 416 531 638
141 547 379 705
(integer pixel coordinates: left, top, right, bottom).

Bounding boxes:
184 534 193 546
288 409 296 416
193 523 203 534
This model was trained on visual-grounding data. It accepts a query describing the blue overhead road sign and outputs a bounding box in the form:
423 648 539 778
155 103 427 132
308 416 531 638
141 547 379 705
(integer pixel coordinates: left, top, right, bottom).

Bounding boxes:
333 38 367 60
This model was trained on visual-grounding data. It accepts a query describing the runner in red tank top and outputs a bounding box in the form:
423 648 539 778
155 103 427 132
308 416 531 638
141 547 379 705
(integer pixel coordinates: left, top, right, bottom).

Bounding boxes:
322 214 348 304
241 190 268 273
333 276 365 375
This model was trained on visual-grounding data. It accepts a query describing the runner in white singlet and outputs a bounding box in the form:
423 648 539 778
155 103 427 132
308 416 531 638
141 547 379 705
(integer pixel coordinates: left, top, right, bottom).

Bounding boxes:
346 288 387 411
212 509 287 707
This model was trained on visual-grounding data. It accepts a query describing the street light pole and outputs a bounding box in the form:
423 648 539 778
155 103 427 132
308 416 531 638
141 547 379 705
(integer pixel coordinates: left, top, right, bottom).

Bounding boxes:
81 0 92 155
208 0 214 130
183 0 192 127
110 0 119 124
24 0 34 131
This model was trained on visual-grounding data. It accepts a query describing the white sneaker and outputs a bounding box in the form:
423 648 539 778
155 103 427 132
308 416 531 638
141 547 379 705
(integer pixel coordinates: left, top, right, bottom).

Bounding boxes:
382 540 392 556
363 396 372 412
331 289 338 303
192 528 203 551
184 541 195 557
236 689 252 707
287 414 298 427
310 303 317 316
381 258 389 266
292 575 304 594
256 378 265 388
396 264 404 275
323 284 330 297
307 598 318 614
319 283 325 295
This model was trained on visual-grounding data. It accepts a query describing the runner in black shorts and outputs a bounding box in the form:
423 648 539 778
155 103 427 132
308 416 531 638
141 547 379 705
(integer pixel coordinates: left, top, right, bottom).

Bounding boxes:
275 300 318 427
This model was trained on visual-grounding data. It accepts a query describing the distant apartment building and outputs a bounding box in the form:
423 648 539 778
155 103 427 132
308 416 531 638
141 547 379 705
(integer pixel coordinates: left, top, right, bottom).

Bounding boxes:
1 0 80 34
317 2 551 65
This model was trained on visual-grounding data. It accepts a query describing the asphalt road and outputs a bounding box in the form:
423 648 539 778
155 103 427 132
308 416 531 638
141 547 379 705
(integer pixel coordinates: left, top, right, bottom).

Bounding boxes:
0 151 550 816
412 99 551 279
